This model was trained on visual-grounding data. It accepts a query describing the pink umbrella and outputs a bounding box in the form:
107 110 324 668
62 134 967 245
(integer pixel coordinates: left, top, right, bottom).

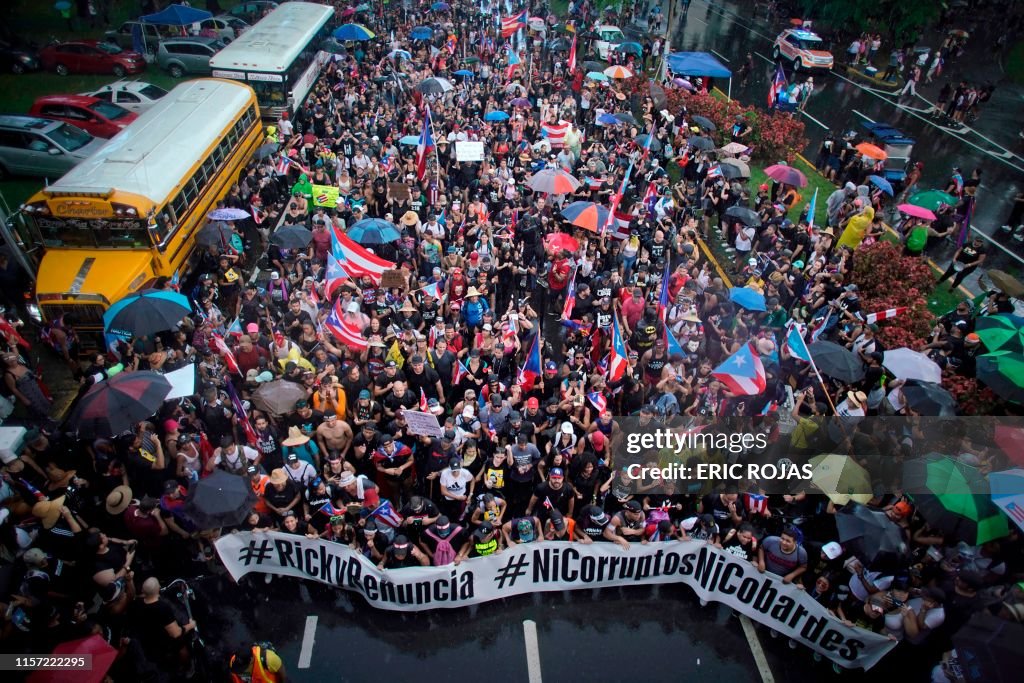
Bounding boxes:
672 77 695 91
897 203 937 221
340 7 356 17
28 635 118 683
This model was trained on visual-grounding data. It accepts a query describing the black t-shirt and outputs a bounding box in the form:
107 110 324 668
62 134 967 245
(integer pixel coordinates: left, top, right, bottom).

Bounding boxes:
384 390 418 414
264 480 300 511
132 598 181 655
405 366 442 399
956 243 985 266
577 515 610 541
532 481 576 516
701 493 741 529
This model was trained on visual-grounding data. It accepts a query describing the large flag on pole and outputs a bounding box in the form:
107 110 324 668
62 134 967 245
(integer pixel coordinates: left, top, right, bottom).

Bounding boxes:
806 188 818 235
657 258 671 324
567 35 577 74
784 322 812 363
609 313 629 382
501 9 528 37
332 226 394 281
712 342 766 396
416 105 435 181
517 332 543 390
767 62 787 109
224 380 258 445
562 267 578 320
324 298 368 351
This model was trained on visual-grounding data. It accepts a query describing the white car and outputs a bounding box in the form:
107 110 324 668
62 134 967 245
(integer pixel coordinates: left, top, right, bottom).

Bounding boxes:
199 15 250 42
593 25 625 61
80 81 169 113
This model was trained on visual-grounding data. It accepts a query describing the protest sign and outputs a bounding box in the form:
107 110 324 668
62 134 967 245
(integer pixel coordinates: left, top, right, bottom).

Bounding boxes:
380 269 408 291
312 184 339 208
455 141 485 162
400 409 443 437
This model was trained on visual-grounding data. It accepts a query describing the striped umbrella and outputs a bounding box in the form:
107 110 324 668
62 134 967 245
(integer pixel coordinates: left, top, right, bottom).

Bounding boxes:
560 201 610 233
904 454 1009 545
526 169 581 195
603 65 633 79
103 289 191 338
332 23 376 41
68 371 172 437
975 315 1024 354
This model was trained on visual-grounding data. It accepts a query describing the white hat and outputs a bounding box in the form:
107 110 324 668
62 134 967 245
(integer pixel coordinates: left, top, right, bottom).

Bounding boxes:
271 271 281 280
561 421 573 435
822 541 843 560
463 405 474 418
347 301 360 313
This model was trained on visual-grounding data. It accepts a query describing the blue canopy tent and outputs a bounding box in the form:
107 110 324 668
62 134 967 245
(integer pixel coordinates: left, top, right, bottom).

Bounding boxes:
140 4 213 26
665 51 733 99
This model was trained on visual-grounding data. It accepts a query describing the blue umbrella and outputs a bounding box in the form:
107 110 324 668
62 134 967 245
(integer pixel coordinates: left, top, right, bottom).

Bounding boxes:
410 26 433 40
867 175 894 196
596 113 619 126
484 111 510 121
453 69 474 78
347 218 402 245
208 207 250 221
399 135 421 145
586 71 608 81
729 287 767 312
560 201 610 233
388 49 412 61
103 289 192 337
332 23 376 41
613 41 644 55
431 1 450 10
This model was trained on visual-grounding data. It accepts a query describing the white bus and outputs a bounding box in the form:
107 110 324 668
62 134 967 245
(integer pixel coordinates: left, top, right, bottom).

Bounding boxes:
208 2 335 118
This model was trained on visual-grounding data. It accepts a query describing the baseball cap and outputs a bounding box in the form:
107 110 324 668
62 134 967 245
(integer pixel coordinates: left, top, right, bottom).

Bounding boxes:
286 453 298 462
359 389 371 399
545 360 558 371
527 397 539 409
591 431 606 450
549 467 564 479
822 542 843 560
624 500 642 512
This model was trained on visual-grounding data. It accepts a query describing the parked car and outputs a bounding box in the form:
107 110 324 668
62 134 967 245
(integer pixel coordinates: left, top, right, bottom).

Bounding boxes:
0 39 40 75
39 40 146 77
592 25 626 61
199 15 250 42
80 81 169 113
0 116 106 180
104 21 167 54
156 37 226 78
29 95 138 139
772 28 834 72
227 1 278 24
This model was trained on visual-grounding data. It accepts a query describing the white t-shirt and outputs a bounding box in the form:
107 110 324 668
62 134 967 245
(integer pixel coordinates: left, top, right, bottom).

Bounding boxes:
885 597 945 641
284 461 317 488
440 468 474 499
213 445 259 468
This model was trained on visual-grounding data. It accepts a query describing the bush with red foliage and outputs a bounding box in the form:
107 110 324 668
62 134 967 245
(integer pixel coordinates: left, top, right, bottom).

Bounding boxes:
943 375 1001 416
852 242 934 350
662 89 809 163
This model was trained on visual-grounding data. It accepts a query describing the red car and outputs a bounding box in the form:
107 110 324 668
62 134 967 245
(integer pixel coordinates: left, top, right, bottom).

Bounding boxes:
28 95 138 139
38 40 145 77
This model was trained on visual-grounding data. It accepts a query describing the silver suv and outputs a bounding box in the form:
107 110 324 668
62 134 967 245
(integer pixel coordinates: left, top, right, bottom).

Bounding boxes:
0 115 106 180
156 37 225 78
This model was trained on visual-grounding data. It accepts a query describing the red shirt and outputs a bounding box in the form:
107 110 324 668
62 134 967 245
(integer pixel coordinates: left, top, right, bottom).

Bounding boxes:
548 258 571 291
621 296 646 330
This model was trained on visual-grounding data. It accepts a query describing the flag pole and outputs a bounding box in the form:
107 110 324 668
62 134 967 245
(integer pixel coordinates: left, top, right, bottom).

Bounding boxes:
791 321 840 415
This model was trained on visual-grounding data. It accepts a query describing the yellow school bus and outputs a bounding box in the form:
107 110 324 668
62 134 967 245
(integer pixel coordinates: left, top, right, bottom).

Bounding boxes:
21 78 262 338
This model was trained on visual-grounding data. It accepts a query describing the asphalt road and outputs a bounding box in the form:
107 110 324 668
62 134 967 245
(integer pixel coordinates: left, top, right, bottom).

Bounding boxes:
660 0 1024 286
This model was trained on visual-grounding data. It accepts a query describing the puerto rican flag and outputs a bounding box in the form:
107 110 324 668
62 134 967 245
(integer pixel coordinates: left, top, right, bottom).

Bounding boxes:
276 154 309 177
250 203 265 225
784 322 812 363
325 254 349 299
586 392 607 413
607 209 632 240
452 359 470 385
332 226 394 281
767 62 787 109
712 342 766 396
517 332 543 390
323 297 368 351
665 328 686 359
224 380 258 445
864 307 908 325
562 267 578 320
501 9 528 37
541 121 570 149
744 492 769 515
211 332 241 376
609 313 629 382
506 47 522 78
657 258 671 324
643 181 658 218
567 35 577 74
421 280 444 302
706 163 723 179
419 388 429 411
416 105 436 181
806 187 818 235
368 499 404 528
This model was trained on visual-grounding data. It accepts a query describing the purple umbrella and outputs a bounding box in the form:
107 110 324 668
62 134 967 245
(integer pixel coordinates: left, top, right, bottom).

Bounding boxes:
510 97 532 108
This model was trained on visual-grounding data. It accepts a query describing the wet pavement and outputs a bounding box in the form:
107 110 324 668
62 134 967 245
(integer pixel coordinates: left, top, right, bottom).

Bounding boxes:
657 0 1024 287
186 571 933 682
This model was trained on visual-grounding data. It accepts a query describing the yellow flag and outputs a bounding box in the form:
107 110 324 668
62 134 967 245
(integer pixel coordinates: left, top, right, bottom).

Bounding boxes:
386 340 405 368
312 184 339 208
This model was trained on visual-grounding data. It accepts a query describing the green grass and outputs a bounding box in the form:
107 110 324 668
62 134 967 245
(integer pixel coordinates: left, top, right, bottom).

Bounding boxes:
748 156 832 228
1007 41 1024 85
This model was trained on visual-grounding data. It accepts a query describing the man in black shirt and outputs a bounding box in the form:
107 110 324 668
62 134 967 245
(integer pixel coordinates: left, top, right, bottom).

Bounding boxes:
700 484 744 531
937 235 987 291
526 468 576 522
405 355 445 403
384 380 419 418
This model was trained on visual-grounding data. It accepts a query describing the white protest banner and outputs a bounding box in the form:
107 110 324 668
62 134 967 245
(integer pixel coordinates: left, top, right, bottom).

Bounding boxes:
455 140 485 162
163 363 197 400
215 534 896 670
400 409 443 437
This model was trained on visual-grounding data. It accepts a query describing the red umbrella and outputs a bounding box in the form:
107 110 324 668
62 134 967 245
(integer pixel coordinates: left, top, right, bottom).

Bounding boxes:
897 203 937 221
340 7 356 17
764 164 807 188
544 232 580 253
67 371 172 437
28 635 118 683
995 426 1024 466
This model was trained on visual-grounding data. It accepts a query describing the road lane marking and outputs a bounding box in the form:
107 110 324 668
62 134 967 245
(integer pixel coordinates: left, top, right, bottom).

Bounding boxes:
753 51 774 65
709 49 730 62
739 615 776 683
523 619 543 683
799 109 829 130
851 110 876 123
298 615 317 669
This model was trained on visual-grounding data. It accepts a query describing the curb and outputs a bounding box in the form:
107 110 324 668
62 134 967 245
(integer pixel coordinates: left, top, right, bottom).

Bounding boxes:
840 65 902 91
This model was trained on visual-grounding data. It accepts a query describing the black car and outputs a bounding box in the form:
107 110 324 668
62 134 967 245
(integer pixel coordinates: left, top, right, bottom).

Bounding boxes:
0 40 40 75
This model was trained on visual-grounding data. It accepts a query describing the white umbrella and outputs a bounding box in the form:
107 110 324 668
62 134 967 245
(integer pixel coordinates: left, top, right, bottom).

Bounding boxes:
883 348 943 383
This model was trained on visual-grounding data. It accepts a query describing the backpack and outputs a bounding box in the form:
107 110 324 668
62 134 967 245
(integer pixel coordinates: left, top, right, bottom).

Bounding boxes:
425 525 462 566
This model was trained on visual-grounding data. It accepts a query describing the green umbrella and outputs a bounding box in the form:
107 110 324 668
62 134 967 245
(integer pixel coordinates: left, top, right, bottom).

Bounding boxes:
808 453 873 505
977 351 1024 403
462 56 480 64
903 454 1010 545
975 315 1024 354
908 189 958 211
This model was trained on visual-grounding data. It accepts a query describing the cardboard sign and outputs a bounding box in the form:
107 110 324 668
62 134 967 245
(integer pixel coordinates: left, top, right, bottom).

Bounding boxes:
455 140 485 162
389 182 411 201
312 184 339 208
380 269 408 290
401 409 443 437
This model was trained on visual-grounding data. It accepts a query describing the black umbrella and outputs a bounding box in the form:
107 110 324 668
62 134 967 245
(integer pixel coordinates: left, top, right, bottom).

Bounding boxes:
900 379 957 416
548 37 569 51
417 77 453 94
724 206 761 226
582 60 605 72
719 164 742 180
648 80 667 110
806 341 866 383
195 222 234 248
252 142 279 160
692 115 717 131
633 134 662 152
67 371 172 437
614 112 638 126
103 289 192 338
953 612 1024 683
835 503 910 570
687 136 716 151
270 225 314 249
183 470 257 530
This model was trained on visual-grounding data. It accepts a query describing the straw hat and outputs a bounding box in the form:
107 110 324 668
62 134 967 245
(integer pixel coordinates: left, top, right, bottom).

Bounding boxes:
682 313 703 323
282 426 310 447
269 468 288 486
465 286 482 297
846 390 867 409
32 496 66 530
399 301 418 313
400 210 420 226
105 486 133 516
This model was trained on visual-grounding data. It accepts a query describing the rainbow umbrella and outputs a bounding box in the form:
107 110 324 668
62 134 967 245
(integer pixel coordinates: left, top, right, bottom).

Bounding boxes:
560 201 610 233
526 169 581 195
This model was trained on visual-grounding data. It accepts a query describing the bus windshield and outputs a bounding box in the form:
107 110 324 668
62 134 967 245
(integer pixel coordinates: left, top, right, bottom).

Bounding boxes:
35 217 152 249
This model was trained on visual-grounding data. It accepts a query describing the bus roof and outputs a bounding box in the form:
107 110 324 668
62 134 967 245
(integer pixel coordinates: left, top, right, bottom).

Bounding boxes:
41 79 255 207
209 2 335 73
